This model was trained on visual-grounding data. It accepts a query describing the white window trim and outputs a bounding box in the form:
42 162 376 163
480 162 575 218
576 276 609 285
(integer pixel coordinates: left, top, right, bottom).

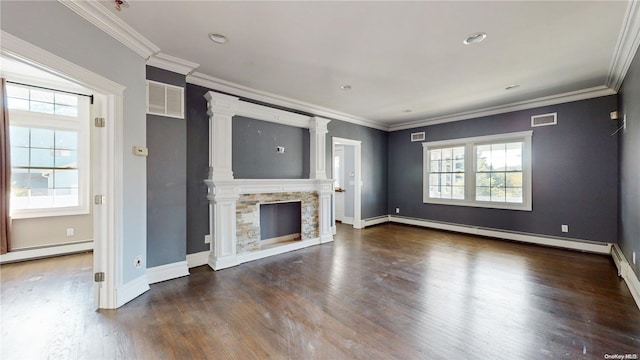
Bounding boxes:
8 96 91 219
423 130 533 211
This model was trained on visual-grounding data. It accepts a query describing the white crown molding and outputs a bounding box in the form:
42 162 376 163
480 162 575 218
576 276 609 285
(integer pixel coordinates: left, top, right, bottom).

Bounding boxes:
147 52 199 75
389 86 616 131
607 0 640 91
188 71 389 131
58 0 160 59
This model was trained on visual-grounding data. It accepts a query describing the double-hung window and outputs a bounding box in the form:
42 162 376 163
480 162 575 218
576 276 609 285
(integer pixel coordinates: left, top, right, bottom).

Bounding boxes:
423 131 532 211
7 83 90 218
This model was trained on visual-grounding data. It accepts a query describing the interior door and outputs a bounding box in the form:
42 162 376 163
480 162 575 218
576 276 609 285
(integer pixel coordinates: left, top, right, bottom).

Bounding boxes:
334 146 345 222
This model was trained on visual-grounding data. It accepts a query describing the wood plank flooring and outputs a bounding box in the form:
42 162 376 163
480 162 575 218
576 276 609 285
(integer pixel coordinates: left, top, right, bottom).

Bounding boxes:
2 223 639 359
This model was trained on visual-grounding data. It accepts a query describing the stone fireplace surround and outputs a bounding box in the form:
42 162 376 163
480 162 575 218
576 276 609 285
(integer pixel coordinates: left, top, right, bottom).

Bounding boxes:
204 91 334 270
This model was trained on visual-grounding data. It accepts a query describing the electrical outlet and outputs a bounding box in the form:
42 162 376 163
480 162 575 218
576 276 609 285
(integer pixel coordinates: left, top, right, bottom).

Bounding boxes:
395 207 400 214
66 228 74 237
561 224 569 233
204 234 211 244
134 256 143 269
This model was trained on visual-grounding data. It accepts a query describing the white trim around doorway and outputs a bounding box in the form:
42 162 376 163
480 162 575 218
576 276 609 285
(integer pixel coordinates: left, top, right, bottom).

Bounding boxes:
331 137 362 232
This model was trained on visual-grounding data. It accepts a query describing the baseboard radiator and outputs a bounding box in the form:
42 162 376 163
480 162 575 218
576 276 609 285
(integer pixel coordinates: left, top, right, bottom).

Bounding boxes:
611 244 626 276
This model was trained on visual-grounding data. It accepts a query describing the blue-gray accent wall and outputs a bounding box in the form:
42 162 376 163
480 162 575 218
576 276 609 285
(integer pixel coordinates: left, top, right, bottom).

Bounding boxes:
146 66 187 267
233 116 309 179
388 95 619 243
618 47 640 278
326 121 389 219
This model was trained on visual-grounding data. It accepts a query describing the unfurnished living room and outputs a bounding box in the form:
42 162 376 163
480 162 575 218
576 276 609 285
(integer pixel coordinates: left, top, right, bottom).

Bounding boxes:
1 1 639 359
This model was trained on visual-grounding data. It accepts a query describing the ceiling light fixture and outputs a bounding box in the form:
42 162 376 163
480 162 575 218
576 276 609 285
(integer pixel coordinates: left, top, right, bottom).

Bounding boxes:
505 84 520 90
340 85 352 91
208 33 228 44
463 32 487 45
403 109 412 113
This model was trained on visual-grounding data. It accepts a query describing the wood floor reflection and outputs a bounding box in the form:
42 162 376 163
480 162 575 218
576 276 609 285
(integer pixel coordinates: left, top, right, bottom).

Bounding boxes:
2 223 639 359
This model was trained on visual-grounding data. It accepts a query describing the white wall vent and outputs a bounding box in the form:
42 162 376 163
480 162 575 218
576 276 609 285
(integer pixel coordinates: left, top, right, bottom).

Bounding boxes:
146 80 184 119
411 132 426 142
531 112 557 127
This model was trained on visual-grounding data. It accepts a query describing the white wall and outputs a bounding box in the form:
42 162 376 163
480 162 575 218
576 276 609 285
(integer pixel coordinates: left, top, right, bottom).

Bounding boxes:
1 1 147 283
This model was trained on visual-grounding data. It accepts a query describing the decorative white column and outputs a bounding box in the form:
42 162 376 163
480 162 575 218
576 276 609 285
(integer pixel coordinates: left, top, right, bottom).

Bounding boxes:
205 91 238 181
205 180 239 270
309 116 330 180
317 180 334 243
204 91 240 270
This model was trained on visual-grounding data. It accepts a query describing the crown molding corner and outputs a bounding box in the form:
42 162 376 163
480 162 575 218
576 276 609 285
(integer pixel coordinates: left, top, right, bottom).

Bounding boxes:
187 71 389 131
147 53 199 75
58 0 160 59
607 0 640 91
389 86 616 131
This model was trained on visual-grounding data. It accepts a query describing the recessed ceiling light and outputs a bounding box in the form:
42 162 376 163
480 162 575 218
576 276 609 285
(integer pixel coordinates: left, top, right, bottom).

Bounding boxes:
340 85 352 91
208 33 228 44
505 84 520 90
403 109 412 113
463 32 487 45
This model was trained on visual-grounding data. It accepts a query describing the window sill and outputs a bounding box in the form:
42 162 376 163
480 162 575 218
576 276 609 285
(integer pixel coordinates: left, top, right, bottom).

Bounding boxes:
423 198 532 211
10 206 90 219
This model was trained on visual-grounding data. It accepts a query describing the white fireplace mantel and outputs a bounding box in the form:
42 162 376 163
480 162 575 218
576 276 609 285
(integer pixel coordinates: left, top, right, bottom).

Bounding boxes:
204 92 334 270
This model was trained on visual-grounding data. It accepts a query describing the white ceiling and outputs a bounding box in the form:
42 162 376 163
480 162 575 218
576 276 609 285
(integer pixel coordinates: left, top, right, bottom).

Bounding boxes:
102 1 631 128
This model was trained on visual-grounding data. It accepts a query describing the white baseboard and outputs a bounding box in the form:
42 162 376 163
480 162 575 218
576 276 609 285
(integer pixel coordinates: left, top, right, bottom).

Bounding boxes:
388 216 611 254
611 244 640 310
0 241 93 264
186 251 210 268
342 217 354 225
117 275 150 308
147 261 189 284
362 215 391 228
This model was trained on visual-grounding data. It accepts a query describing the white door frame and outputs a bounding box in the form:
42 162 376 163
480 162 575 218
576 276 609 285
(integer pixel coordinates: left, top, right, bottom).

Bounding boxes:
331 137 362 230
2 31 124 309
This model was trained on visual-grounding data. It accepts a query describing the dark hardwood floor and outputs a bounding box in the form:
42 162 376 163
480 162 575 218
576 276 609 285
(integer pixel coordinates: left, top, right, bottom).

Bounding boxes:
2 223 639 359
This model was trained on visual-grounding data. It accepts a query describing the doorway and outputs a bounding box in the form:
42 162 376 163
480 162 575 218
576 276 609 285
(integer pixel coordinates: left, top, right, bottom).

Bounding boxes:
1 33 124 309
331 137 362 231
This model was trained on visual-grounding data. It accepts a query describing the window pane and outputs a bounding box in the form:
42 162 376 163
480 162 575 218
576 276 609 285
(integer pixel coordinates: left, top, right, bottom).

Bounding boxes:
31 128 54 148
10 147 29 167
490 173 505 187
476 173 490 187
55 130 78 150
441 148 453 160
490 143 506 170
506 142 523 171
453 147 465 160
54 188 78 207
54 93 78 106
429 174 440 186
6 84 29 99
430 160 440 173
55 149 77 168
30 169 53 189
491 187 506 202
430 149 441 161
54 104 78 117
441 174 452 186
429 186 441 198
11 168 30 191
30 89 54 103
506 188 523 203
30 188 55 208
31 148 54 167
7 98 29 111
10 126 30 147
452 186 464 199
506 172 522 187
30 101 55 114
454 174 464 186
54 169 78 188
453 159 464 172
476 186 490 201
443 159 453 172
